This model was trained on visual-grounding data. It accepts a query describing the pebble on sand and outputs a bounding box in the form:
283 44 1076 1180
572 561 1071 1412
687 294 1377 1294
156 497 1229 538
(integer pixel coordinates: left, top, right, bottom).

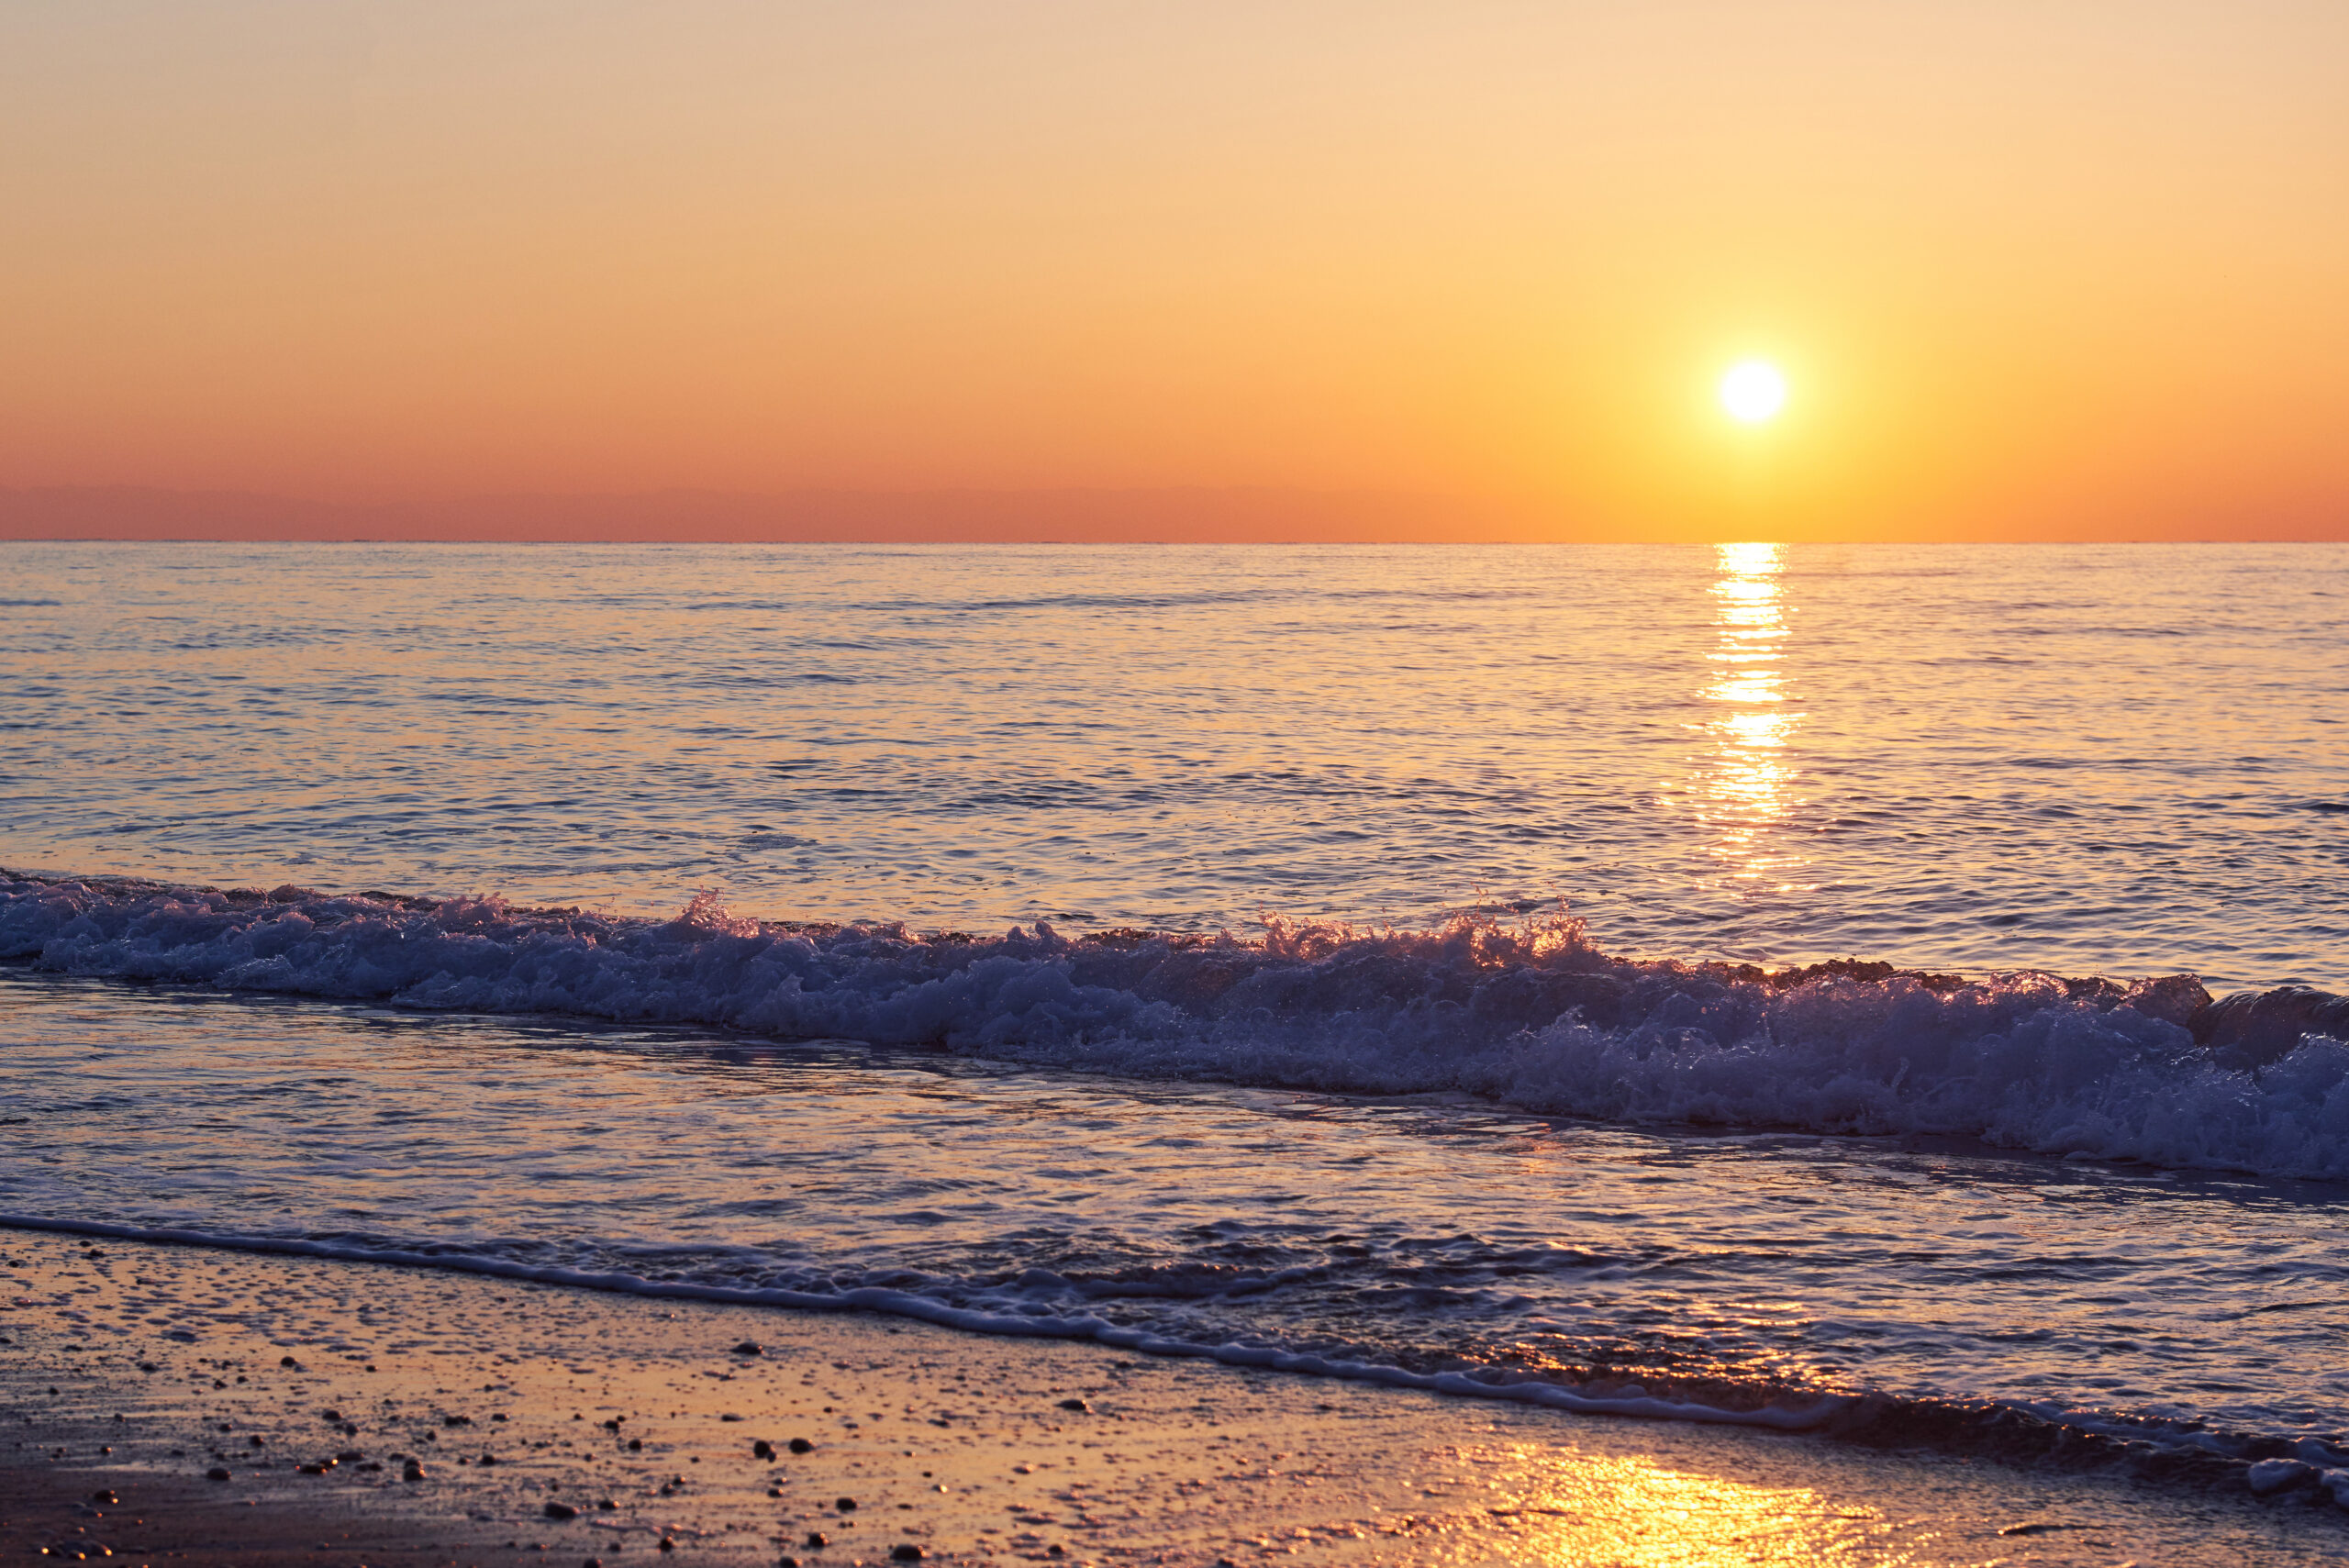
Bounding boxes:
1057 1398 1090 1412
544 1501 579 1520
787 1437 814 1454
835 1496 857 1511
890 1546 926 1562
732 1340 763 1355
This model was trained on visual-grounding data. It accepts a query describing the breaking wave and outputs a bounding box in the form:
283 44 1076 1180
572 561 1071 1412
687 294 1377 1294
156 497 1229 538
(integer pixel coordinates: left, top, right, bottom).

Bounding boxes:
6 872 2348 1182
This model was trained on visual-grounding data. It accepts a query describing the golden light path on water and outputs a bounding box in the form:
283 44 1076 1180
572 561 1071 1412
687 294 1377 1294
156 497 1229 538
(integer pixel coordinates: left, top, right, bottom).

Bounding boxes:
1696 541 1807 885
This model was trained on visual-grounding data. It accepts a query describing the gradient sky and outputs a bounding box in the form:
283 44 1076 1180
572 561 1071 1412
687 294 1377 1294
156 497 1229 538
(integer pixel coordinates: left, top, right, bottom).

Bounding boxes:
4 2 2345 540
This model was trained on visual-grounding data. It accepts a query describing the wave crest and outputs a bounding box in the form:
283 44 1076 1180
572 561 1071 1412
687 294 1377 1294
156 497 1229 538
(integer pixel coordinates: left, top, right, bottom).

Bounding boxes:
6 872 2347 1180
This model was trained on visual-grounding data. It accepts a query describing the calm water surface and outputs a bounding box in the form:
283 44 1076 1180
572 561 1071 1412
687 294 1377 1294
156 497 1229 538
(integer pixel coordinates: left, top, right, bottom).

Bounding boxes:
3 541 2343 987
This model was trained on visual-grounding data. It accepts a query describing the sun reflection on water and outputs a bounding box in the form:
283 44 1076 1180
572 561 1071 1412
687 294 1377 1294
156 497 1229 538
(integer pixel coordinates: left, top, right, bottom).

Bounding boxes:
1465 1442 1906 1565
1696 541 1805 883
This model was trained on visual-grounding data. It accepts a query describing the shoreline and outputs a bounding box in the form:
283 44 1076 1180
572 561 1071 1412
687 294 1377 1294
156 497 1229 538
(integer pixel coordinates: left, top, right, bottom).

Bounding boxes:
0 1210 1846 1435
6 1228 2346 1566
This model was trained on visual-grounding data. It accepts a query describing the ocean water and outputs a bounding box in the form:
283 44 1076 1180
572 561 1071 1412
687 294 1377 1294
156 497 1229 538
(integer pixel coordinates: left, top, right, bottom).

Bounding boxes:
4 541 2348 1507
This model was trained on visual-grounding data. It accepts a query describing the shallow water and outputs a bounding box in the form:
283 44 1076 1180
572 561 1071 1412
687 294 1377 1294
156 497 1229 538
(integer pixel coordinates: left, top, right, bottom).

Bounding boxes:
3 966 2345 1473
3 540 2347 1504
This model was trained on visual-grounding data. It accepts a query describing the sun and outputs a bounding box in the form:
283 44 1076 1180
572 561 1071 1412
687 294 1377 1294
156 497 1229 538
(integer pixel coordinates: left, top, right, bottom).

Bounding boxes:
1719 361 1787 424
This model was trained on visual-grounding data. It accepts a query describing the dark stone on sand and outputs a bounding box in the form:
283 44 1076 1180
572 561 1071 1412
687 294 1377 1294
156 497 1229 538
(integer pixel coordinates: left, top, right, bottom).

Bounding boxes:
443 1414 473 1427
403 1462 426 1481
249 1435 266 1447
753 1440 775 1459
1057 1397 1089 1412
780 1558 801 1568
336 1451 363 1462
891 1547 925 1562
788 1437 814 1454
658 1539 676 1553
544 1501 578 1520
733 1340 763 1355
322 1408 342 1420
206 1467 231 1482
479 1452 499 1465
584 1560 604 1568
628 1437 643 1451
91 1490 117 1505
296 1462 332 1475
597 1497 616 1510
835 1496 857 1511
805 1531 829 1548
280 1355 301 1369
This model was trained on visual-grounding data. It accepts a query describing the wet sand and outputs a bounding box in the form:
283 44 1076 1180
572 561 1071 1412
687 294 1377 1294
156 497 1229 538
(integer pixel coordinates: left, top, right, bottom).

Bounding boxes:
3 1228 2342 1566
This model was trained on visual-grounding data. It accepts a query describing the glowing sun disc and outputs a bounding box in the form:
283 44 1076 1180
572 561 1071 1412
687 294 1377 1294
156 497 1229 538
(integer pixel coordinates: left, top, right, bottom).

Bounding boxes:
1719 361 1787 423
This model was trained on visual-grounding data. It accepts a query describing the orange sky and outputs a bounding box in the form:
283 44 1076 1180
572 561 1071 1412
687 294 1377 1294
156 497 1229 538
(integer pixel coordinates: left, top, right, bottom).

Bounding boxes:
4 2 2345 542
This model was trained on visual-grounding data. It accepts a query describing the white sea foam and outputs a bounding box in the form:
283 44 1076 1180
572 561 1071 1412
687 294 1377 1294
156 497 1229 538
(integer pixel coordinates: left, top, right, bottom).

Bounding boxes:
6 875 2347 1181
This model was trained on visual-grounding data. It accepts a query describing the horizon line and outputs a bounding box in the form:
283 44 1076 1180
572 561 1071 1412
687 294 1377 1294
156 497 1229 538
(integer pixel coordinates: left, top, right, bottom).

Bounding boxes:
2 484 2342 545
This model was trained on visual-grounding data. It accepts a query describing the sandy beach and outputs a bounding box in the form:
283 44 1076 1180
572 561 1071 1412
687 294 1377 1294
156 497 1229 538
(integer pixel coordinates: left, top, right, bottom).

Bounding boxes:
4 1227 2342 1567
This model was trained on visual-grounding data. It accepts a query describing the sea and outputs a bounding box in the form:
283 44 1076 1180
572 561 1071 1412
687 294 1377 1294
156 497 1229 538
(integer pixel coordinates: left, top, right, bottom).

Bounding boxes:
4 540 2347 1504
